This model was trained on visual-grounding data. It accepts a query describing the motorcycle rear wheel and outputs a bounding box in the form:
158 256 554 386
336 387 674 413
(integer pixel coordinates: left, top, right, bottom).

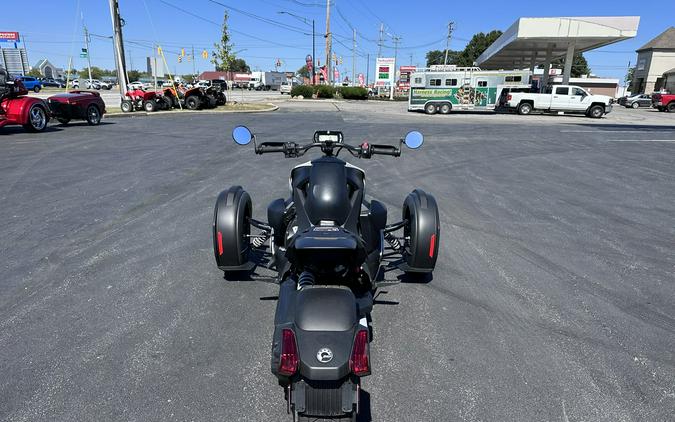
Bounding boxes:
295 411 356 422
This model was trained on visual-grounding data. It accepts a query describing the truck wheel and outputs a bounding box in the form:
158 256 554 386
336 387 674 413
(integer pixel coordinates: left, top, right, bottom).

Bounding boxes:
439 103 452 114
213 186 253 274
517 102 532 115
402 189 440 274
631 102 639 109
121 100 133 113
143 100 156 112
86 105 102 125
185 95 200 110
588 105 604 118
424 103 437 115
668 103 675 112
23 104 49 132
33 86 41 93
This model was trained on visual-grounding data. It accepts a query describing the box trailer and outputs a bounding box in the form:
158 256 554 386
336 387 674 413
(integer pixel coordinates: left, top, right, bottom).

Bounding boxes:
248 71 286 91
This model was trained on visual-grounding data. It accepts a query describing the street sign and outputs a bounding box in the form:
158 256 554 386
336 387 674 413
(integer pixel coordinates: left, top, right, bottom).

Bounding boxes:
0 31 20 42
79 53 88 58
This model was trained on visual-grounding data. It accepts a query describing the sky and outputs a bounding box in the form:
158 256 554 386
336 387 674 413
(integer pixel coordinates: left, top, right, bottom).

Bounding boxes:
3 0 674 83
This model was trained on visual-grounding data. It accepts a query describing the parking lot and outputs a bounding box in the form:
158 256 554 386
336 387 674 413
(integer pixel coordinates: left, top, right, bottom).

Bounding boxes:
1 101 674 421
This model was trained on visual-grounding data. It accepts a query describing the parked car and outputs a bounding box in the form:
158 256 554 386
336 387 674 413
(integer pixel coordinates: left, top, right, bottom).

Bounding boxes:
41 78 67 88
47 90 106 125
504 85 613 118
18 76 42 92
624 94 652 108
652 93 675 112
127 81 145 90
280 81 292 94
98 80 114 90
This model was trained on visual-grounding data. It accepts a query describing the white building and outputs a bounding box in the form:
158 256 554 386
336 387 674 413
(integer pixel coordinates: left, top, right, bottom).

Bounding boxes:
631 27 675 94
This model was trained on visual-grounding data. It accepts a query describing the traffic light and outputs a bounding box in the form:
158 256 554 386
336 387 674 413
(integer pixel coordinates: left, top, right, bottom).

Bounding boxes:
202 50 208 59
157 46 162 55
178 55 182 63
181 48 185 57
339 56 343 65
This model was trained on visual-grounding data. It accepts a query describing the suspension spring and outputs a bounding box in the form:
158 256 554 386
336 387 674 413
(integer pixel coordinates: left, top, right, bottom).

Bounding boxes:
384 232 402 251
251 232 270 248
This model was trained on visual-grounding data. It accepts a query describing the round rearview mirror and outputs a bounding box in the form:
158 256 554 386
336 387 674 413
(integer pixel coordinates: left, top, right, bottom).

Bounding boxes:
232 125 252 145
403 131 424 149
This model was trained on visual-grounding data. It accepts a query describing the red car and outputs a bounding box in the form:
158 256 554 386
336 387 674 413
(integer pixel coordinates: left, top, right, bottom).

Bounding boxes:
47 90 106 125
0 67 50 132
652 93 675 112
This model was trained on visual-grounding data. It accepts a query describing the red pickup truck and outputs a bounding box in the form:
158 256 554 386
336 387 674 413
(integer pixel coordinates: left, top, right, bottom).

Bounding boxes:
651 93 675 112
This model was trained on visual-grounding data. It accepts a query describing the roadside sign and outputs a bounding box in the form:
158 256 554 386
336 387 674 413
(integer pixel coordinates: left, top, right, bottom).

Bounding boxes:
79 53 88 58
306 54 313 72
0 31 20 42
375 57 395 87
334 68 339 81
358 73 364 86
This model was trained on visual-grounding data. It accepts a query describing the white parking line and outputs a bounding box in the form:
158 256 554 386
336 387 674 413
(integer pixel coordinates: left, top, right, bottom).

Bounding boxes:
606 139 675 142
560 130 675 133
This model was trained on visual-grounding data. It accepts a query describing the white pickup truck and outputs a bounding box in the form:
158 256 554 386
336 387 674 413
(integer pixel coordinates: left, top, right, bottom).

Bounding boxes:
504 85 613 118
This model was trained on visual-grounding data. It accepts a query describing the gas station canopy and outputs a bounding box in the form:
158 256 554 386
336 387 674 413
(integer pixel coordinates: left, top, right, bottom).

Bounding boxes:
477 16 640 74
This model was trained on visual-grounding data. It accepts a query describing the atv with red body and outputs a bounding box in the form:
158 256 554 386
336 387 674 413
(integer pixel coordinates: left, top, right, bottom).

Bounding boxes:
0 66 50 132
47 90 107 125
120 88 170 113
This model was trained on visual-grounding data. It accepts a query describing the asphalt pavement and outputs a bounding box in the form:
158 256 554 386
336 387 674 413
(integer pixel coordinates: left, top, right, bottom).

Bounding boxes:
1 103 674 421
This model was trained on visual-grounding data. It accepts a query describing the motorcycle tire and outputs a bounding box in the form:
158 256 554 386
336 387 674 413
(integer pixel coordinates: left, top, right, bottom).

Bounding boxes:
213 186 253 273
295 412 356 422
402 189 440 273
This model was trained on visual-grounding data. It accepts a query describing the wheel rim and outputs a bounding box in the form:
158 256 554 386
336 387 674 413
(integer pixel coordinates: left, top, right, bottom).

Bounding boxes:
426 104 435 113
632 102 639 108
593 107 602 117
441 105 450 113
89 107 100 123
521 104 531 114
30 106 46 129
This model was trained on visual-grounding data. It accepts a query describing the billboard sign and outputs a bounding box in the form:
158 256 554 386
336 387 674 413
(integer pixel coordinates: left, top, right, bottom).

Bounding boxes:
306 54 313 73
0 31 20 42
375 57 395 86
358 73 364 87
334 68 340 81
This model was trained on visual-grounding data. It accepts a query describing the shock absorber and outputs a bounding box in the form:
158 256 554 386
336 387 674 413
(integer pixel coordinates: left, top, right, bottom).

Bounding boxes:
298 271 315 289
251 232 269 248
384 232 402 252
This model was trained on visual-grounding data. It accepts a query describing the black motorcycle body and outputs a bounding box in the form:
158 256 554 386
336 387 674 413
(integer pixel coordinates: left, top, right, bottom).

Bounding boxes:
213 127 439 420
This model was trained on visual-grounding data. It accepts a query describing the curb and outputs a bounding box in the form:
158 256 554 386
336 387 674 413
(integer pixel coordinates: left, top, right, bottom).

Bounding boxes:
104 103 278 119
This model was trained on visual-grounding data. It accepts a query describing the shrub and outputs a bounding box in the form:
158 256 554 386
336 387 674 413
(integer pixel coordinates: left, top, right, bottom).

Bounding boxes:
339 86 368 100
315 85 335 99
290 85 314 98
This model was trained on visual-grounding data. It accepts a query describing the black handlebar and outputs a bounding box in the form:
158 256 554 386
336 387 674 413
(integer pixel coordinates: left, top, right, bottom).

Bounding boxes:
254 140 401 159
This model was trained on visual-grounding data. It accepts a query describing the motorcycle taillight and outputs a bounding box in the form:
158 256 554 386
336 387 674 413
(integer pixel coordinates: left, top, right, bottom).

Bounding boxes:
350 329 370 376
279 329 299 376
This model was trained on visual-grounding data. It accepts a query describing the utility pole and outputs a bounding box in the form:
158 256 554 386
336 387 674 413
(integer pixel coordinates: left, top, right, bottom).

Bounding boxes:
153 45 158 90
352 28 356 86
377 23 384 58
366 53 369 86
325 0 332 84
444 21 455 65
312 19 316 85
83 25 93 88
191 45 196 78
108 0 129 99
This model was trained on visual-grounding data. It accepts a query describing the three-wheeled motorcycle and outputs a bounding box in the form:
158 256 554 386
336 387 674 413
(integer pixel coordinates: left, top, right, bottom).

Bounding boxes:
213 127 440 421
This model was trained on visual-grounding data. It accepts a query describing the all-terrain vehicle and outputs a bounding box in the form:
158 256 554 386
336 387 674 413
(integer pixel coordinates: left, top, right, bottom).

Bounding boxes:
213 127 440 421
0 66 50 132
47 90 107 125
120 88 171 113
174 84 216 110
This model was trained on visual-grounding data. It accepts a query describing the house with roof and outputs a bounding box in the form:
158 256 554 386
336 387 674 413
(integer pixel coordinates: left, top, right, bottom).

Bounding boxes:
32 58 64 79
631 27 675 94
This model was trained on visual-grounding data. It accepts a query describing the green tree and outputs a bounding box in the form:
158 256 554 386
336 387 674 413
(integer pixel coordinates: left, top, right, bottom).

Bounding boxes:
78 66 106 80
456 30 503 67
425 50 460 66
551 53 590 77
229 58 250 72
211 11 235 71
27 68 42 77
625 67 634 86
297 65 310 78
127 70 142 82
